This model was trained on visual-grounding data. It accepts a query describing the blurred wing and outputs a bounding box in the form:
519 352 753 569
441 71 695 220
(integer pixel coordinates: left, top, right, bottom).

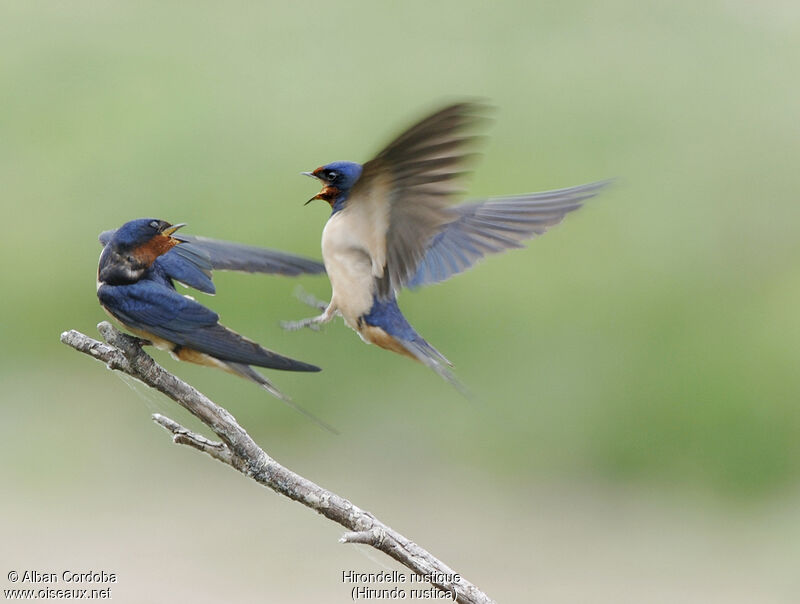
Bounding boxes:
176 234 326 276
348 102 489 297
408 180 611 289
99 229 325 276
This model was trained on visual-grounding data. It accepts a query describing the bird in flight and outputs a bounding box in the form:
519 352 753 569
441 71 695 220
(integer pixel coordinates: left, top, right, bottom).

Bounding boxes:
283 102 609 387
97 218 334 430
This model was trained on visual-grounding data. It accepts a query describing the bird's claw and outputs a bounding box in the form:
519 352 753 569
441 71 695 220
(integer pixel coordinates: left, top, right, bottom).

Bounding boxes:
281 318 321 332
293 286 329 311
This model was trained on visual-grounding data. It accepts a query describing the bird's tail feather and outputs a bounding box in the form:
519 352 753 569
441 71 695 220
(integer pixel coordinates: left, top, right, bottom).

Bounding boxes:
359 294 468 394
400 337 470 397
224 362 339 434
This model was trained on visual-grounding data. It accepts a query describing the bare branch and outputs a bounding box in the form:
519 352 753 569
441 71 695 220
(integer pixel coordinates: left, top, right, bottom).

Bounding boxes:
60 323 495 604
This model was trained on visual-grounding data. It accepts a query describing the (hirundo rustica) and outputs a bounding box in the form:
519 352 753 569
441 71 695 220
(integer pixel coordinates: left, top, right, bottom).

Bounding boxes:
97 218 328 417
284 102 609 386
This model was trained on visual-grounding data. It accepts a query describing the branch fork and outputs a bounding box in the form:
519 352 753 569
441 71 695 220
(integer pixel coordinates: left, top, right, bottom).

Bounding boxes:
61 323 494 604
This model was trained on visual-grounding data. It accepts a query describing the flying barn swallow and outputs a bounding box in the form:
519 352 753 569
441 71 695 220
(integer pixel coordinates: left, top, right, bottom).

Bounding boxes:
283 102 609 386
97 219 329 421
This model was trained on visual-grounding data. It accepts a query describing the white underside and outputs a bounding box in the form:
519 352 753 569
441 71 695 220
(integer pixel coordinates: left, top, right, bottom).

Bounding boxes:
321 203 389 330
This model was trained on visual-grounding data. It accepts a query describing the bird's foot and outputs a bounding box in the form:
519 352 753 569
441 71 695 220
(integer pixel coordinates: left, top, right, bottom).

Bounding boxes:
280 317 323 332
293 286 329 311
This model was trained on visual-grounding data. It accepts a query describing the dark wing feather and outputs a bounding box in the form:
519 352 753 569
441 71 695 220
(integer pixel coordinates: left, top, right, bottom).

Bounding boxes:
156 243 216 294
407 180 611 288
98 280 319 371
98 280 219 335
173 324 320 372
348 102 490 297
176 234 325 276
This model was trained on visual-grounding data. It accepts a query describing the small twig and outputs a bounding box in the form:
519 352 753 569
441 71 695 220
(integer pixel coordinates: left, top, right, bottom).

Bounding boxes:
151 414 238 467
340 528 386 546
61 323 494 604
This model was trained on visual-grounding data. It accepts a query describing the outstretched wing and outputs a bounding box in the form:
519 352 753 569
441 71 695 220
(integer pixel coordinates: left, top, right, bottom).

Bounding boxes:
99 229 325 276
346 102 489 298
407 180 611 289
175 234 325 276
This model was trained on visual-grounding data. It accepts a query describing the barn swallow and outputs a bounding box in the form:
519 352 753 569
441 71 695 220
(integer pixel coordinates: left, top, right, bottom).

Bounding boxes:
284 102 609 386
97 218 333 428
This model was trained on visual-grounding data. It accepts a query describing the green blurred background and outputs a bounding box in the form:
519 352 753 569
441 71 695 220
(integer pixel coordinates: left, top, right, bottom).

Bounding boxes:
2 1 799 602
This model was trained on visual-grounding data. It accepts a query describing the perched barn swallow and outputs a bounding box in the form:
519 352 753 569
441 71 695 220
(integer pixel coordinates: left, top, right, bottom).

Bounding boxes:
97 218 328 420
284 102 609 386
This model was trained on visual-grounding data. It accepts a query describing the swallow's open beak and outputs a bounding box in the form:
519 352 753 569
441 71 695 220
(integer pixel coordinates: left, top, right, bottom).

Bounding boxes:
162 223 186 237
305 186 339 206
302 170 336 205
302 170 323 204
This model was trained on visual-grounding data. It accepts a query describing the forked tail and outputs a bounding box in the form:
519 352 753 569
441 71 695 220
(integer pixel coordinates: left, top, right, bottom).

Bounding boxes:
359 296 468 395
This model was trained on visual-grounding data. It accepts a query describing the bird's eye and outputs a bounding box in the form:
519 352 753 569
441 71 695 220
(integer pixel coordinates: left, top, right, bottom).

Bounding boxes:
326 171 338 182
149 220 160 230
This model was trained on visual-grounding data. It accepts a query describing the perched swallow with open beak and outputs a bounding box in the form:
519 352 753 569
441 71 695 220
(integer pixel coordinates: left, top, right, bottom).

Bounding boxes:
283 102 609 387
97 218 326 411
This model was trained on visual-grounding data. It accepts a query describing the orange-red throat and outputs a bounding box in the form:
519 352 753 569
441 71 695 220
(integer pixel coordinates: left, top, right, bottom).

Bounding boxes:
133 223 185 266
